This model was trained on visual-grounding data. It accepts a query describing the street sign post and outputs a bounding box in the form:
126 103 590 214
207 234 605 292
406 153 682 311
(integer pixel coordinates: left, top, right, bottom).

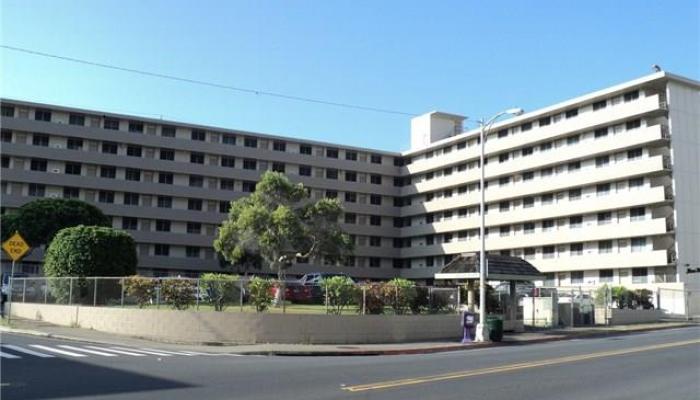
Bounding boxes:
2 232 31 322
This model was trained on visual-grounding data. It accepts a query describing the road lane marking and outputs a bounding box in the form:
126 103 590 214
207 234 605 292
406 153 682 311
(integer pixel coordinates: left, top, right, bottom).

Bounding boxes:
85 346 146 356
1 345 54 358
0 350 21 359
29 345 87 358
139 348 194 356
342 338 700 392
110 347 172 356
58 345 117 357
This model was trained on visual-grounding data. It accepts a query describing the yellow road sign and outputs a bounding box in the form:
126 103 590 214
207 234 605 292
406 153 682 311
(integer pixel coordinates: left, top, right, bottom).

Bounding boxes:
2 232 31 261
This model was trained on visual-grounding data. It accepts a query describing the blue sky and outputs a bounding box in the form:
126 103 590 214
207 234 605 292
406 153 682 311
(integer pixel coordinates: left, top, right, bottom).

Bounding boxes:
1 1 698 151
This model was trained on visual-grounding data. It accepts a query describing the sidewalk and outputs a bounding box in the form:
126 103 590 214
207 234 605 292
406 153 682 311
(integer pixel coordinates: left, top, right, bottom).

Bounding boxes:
0 317 695 356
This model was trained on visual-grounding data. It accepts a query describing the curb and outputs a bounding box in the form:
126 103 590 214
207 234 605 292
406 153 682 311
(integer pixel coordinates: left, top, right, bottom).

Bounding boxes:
1 323 696 357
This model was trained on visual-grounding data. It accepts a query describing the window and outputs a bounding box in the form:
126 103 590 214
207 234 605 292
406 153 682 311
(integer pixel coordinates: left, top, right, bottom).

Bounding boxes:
543 246 555 258
67 138 83 150
623 90 639 102
157 196 172 208
273 141 286 152
28 183 45 197
592 100 607 110
65 162 82 175
63 187 79 199
220 179 235 191
370 236 381 247
594 127 608 138
1 105 14 117
599 269 613 283
160 149 175 161
567 161 580 172
101 166 116 179
102 142 118 154
272 162 285 173
499 176 510 186
345 171 357 182
190 152 204 164
538 116 551 126
632 267 647 284
370 195 382 205
35 108 51 122
299 165 311 176
1 156 9 168
542 219 554 231
523 197 535 208
158 172 173 185
219 201 230 213
242 181 256 192
98 190 114 203
631 237 646 253
122 217 138 230
30 159 47 172
325 190 338 199
124 193 140 206
126 145 142 157
596 155 609 167
128 121 143 133
626 119 641 130
524 222 535 234
326 169 338 180
596 183 610 196
523 248 536 259
521 122 532 132
154 244 170 256
425 256 434 267
32 134 49 147
1 130 11 143
67 114 85 126
499 153 509 163
161 126 176 137
569 188 581 200
369 257 380 268
371 154 382 164
188 198 203 211
598 240 613 254
222 134 236 145
125 168 140 181
189 175 204 187
629 177 644 188
326 148 339 158
499 201 510 212
497 129 508 138
186 246 200 258
565 108 578 118
566 135 579 145
370 174 382 185
344 213 357 224
570 215 583 228
597 212 612 225
299 145 312 155
627 148 642 160
499 226 510 237
155 220 171 232
187 222 201 234
104 118 119 130
541 193 554 204
191 129 206 141
345 192 357 203
523 171 534 181
243 159 257 170
540 141 552 151
571 271 584 284
630 207 645 221
370 215 381 226
521 147 533 157
219 156 234 168
345 151 357 161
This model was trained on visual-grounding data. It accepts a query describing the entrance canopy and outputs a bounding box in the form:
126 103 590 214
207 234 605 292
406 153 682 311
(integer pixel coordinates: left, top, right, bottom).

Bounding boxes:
435 253 542 282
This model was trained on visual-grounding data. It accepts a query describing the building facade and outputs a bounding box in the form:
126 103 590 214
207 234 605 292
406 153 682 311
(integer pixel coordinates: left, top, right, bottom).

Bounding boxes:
1 71 698 291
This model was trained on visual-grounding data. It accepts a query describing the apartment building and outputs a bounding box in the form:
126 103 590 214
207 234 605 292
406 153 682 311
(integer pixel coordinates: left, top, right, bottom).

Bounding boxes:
1 71 698 292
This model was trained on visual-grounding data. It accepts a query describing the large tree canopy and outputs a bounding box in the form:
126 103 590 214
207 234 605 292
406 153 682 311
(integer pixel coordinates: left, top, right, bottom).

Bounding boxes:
1 198 111 246
214 171 353 279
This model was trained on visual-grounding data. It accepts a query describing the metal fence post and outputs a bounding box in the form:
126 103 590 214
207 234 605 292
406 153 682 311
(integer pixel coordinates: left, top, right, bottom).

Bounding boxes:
362 286 366 315
22 279 26 303
196 278 200 310
120 278 125 307
570 288 575 327
394 285 398 313
93 277 98 306
239 277 244 312
44 279 48 304
68 278 73 305
455 287 460 313
156 286 160 309
325 284 329 314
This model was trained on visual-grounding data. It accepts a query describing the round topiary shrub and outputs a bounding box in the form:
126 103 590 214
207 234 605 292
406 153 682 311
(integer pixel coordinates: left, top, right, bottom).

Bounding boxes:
43 225 137 277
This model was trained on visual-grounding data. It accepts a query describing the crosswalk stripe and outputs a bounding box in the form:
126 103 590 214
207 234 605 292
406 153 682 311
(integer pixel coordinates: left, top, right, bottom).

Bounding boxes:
0 350 21 359
139 348 194 356
1 345 55 358
29 345 86 358
111 347 172 356
58 345 117 357
84 346 146 356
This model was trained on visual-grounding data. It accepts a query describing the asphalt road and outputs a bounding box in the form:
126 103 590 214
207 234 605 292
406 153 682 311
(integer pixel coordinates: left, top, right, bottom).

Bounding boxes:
1 326 699 400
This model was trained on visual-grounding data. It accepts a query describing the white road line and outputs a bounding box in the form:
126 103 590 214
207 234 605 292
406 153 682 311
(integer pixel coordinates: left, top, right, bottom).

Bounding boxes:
84 346 146 356
1 345 55 358
111 347 172 356
139 348 194 356
29 345 87 358
0 351 21 359
58 345 117 357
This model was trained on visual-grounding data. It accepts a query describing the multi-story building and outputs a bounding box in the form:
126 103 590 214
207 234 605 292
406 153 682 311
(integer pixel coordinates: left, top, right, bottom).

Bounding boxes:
1 71 698 293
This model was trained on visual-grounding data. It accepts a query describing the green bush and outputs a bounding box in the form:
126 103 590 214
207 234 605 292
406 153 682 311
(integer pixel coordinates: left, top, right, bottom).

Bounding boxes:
354 283 384 314
43 226 137 277
410 287 430 314
248 277 274 312
320 276 358 315
381 278 416 315
124 276 157 308
161 279 195 310
200 273 240 311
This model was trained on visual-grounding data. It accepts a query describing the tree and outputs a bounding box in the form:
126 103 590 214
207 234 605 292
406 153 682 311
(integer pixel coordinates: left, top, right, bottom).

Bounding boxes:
43 225 137 277
320 276 359 315
1 199 110 246
214 172 353 302
200 273 241 311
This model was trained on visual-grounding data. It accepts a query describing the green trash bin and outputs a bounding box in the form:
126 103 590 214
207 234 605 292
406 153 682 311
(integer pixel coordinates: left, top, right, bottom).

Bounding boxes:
486 315 504 342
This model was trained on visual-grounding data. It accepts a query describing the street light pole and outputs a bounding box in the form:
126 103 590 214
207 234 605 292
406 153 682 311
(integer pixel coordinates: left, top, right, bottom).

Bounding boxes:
474 108 523 343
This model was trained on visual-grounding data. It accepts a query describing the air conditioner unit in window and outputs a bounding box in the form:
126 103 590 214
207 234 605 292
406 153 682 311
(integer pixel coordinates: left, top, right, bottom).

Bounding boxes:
51 168 60 173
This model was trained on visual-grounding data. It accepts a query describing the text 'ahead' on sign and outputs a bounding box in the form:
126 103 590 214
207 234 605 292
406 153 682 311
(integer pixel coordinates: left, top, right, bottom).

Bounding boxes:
2 232 31 261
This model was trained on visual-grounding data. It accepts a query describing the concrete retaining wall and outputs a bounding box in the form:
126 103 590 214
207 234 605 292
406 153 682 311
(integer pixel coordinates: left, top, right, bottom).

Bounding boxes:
11 303 466 344
594 308 662 325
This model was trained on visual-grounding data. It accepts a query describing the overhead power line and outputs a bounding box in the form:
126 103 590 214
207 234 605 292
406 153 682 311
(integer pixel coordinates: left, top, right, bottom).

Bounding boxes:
1 44 417 117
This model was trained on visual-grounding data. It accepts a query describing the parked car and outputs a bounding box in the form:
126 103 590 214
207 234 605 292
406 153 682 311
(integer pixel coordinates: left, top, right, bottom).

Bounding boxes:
299 273 355 304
